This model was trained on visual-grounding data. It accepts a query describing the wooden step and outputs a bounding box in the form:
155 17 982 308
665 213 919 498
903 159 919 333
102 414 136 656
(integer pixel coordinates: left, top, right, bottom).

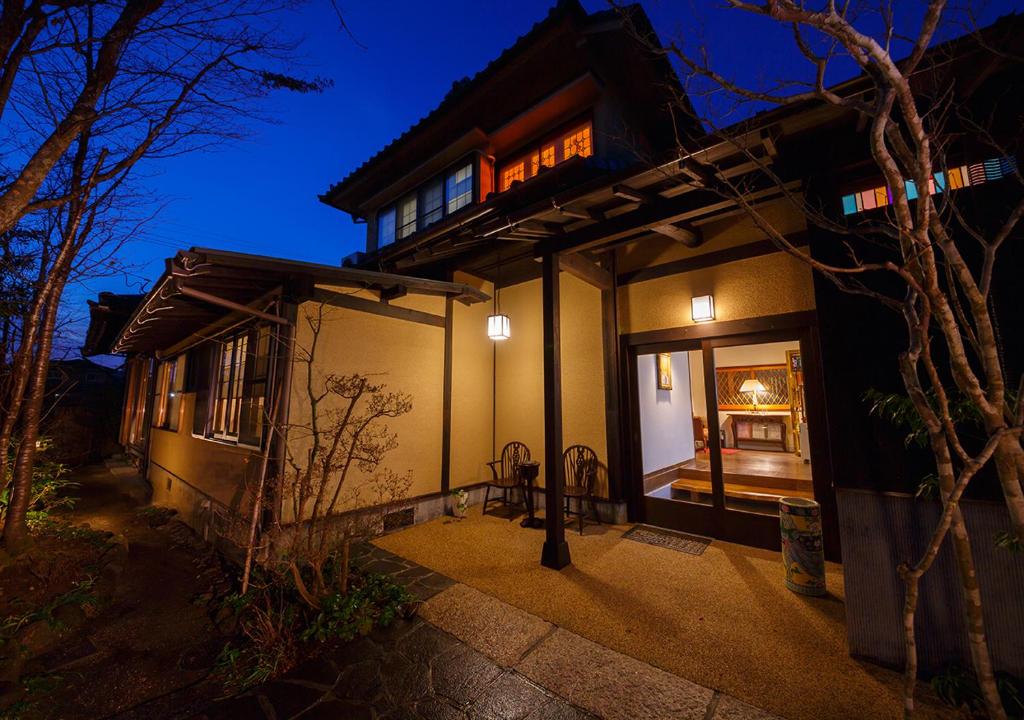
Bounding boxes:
669 477 814 503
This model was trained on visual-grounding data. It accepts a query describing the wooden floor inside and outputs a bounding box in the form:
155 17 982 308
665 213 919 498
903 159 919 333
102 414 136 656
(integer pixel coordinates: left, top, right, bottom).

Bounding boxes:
667 449 814 503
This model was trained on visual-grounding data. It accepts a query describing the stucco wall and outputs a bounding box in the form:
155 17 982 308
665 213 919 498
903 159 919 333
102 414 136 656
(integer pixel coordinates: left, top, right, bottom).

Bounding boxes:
493 273 609 492
636 352 696 475
148 394 260 515
618 250 816 335
449 280 496 489
284 295 446 521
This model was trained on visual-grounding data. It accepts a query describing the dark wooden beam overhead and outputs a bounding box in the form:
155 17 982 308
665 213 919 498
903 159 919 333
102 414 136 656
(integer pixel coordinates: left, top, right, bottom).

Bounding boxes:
651 222 702 247
380 285 408 302
612 184 656 204
554 204 603 221
558 252 612 291
539 179 794 256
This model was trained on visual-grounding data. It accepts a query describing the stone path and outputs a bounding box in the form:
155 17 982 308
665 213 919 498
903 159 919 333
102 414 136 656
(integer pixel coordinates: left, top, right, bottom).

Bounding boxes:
197 543 783 720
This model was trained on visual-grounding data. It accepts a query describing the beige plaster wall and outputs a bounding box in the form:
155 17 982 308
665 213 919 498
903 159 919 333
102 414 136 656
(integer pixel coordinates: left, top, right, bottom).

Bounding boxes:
618 250 816 335
492 273 609 492
148 394 260 515
449 280 496 489
284 298 445 521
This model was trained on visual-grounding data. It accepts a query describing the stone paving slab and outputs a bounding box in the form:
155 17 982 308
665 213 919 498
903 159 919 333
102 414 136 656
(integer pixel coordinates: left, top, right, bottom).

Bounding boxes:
516 627 714 720
350 541 457 602
417 582 784 720
419 584 555 667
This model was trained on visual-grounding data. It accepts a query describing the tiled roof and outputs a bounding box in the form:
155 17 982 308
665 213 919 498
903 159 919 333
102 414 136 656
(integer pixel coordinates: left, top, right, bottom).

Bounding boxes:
319 0 626 208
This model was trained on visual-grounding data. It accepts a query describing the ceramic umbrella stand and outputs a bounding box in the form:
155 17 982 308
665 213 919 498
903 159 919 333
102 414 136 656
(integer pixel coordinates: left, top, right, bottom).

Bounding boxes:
779 497 826 596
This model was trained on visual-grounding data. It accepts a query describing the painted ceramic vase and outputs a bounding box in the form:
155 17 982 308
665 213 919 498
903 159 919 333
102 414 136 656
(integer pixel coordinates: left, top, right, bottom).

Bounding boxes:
779 497 826 596
451 489 468 518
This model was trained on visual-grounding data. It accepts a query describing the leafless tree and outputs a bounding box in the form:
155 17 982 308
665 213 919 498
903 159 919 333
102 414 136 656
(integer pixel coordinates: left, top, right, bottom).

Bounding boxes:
0 0 332 553
621 2 1022 717
269 302 413 608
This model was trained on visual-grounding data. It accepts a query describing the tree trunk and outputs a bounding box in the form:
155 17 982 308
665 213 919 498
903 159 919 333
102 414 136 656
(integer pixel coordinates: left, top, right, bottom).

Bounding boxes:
2 282 60 553
948 507 1006 720
991 437 1024 542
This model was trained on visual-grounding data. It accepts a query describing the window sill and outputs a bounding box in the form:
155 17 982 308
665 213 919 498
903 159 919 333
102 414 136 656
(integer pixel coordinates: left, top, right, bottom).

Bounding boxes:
188 432 261 452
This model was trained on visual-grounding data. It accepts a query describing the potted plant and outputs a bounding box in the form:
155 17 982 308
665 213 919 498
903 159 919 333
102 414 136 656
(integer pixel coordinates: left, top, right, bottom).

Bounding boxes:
450 488 469 518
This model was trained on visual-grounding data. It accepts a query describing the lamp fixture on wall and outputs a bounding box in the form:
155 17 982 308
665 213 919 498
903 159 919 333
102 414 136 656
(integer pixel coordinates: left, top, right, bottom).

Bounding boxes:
487 249 511 340
740 378 767 413
691 294 715 323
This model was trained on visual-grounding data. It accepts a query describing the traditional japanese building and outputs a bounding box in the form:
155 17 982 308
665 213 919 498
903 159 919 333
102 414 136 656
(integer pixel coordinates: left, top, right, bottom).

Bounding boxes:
85 1 1023 677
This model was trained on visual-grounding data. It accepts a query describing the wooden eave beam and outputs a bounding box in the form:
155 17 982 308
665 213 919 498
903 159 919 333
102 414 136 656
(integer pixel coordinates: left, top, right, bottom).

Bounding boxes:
651 222 702 248
539 179 797 256
612 184 657 204
558 252 612 291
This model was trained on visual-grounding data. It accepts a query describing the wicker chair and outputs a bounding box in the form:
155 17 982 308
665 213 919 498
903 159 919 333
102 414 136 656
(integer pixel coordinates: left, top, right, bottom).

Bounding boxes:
563 444 601 535
485 441 531 519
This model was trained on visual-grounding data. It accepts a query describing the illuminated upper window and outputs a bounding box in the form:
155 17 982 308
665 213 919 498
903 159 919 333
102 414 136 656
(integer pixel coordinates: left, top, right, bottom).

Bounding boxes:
447 163 474 213
397 195 417 239
563 126 592 159
498 121 593 193
841 155 1017 216
375 159 476 249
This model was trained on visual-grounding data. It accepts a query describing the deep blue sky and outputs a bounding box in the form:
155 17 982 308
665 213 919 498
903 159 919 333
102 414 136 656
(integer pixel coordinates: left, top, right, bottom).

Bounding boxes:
68 0 1021 357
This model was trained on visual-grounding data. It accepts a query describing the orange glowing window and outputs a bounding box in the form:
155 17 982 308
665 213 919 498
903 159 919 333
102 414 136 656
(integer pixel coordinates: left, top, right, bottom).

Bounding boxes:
496 121 593 194
501 162 525 192
563 126 592 160
540 145 555 168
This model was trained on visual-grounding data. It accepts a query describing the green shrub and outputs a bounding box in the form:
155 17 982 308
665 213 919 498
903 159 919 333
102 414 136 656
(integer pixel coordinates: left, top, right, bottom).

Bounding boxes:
1 437 77 529
932 665 1023 718
213 564 413 694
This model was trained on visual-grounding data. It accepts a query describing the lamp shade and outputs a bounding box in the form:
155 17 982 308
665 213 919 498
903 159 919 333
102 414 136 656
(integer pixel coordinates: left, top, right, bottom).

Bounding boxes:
487 313 511 341
691 294 715 322
739 378 766 394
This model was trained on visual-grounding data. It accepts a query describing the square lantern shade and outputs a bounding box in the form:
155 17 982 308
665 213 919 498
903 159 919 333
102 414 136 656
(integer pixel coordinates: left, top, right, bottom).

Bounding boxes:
691 294 715 322
487 314 511 341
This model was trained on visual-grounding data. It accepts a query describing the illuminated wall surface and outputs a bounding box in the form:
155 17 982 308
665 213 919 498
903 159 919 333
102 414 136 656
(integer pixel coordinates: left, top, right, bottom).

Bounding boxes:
841 155 1018 215
284 290 446 520
619 250 817 335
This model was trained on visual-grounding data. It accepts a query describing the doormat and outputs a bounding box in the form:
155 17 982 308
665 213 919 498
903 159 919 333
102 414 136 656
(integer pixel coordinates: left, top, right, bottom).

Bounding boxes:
622 525 711 556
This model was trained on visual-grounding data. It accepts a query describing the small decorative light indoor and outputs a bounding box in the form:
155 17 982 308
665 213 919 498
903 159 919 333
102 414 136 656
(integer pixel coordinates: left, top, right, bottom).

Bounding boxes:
487 250 511 341
691 294 715 323
740 378 767 413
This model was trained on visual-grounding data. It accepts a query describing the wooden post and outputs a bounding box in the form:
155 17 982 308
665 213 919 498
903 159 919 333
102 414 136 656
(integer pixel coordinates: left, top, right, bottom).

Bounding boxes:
600 251 622 503
541 252 571 570
441 296 453 494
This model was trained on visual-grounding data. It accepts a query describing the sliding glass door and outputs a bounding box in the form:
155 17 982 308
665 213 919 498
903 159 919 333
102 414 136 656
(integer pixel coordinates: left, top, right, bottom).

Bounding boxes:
629 325 827 550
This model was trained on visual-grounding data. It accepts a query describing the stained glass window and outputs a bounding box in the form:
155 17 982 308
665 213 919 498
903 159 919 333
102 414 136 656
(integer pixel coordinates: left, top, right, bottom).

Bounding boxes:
841 155 1018 216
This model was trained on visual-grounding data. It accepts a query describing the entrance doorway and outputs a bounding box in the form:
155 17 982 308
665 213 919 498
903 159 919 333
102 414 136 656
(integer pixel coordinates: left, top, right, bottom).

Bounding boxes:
625 320 835 553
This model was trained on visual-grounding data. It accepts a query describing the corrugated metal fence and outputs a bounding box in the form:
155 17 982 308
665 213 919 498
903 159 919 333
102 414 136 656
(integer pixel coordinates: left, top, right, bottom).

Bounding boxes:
838 489 1024 676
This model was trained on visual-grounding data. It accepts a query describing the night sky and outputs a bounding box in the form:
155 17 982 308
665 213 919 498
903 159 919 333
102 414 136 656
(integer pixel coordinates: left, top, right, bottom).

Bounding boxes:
67 0 1021 358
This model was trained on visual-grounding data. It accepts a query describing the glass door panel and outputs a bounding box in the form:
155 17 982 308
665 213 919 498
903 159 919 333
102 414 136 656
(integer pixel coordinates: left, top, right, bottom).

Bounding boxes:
636 349 712 507
710 340 814 516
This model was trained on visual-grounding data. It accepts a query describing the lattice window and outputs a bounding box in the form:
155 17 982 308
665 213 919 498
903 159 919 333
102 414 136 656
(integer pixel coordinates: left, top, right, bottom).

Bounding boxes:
715 365 790 410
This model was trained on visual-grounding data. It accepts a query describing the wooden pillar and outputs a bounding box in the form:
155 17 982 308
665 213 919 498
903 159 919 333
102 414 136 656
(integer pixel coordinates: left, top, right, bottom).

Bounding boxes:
541 252 571 569
600 251 622 502
440 296 453 494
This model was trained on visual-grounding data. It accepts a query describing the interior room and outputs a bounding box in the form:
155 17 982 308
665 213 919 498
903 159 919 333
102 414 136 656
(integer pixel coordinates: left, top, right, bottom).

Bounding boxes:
638 340 814 516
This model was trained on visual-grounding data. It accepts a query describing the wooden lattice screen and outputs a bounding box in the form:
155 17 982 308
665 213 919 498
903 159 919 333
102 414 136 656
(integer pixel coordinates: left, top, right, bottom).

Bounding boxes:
715 365 790 411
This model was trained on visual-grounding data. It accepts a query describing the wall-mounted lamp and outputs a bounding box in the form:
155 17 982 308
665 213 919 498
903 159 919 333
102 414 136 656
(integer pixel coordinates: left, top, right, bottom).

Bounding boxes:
487 313 511 341
691 294 715 323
